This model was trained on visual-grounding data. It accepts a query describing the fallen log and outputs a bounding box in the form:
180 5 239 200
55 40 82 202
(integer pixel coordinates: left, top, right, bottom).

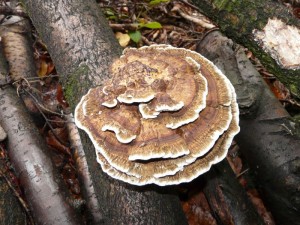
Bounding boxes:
0 77 82 225
0 43 28 225
197 30 300 225
23 0 188 224
0 15 81 225
203 159 265 225
192 0 300 99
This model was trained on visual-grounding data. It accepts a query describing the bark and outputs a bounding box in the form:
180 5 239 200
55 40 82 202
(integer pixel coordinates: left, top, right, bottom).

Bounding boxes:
197 31 300 225
65 113 103 224
23 0 188 224
0 17 41 116
203 160 265 225
192 0 300 98
0 19 81 225
0 82 81 225
0 176 27 225
0 43 28 225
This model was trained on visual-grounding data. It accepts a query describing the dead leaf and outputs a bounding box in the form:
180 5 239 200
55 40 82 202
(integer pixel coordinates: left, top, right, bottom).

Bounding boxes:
38 59 48 77
46 128 70 155
182 191 217 225
115 32 130 47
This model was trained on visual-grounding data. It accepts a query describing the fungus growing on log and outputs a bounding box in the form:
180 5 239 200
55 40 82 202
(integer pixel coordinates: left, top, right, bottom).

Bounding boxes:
75 45 240 186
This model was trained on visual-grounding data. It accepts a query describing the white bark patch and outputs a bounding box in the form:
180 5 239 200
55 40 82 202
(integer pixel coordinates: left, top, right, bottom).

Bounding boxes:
253 18 300 70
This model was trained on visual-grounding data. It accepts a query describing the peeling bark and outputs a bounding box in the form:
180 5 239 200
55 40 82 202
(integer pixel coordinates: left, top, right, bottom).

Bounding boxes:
197 30 300 225
0 22 36 82
253 18 300 70
23 0 188 224
192 0 300 98
0 15 40 117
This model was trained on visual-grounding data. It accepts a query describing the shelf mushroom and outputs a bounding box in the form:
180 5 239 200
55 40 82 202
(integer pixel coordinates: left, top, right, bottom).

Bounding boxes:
75 44 240 186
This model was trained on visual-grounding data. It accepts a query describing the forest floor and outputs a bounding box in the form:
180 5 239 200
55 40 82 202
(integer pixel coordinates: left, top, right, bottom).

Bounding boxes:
1 0 300 224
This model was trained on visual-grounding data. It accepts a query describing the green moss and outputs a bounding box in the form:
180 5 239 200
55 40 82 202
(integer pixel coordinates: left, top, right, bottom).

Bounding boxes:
64 65 90 109
214 0 253 14
289 84 300 97
193 0 300 99
213 0 238 11
212 0 227 10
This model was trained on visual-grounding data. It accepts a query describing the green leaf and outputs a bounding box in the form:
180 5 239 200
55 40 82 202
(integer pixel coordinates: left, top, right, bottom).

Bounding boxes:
104 8 115 16
104 8 117 20
108 15 117 20
149 0 169 6
128 31 142 43
139 21 162 29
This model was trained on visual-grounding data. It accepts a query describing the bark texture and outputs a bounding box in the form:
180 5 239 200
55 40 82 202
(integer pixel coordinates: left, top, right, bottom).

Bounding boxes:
0 81 82 225
203 160 265 225
65 113 103 223
192 0 300 98
0 14 81 225
0 177 27 225
0 49 81 225
23 0 188 224
197 31 300 225
0 44 28 225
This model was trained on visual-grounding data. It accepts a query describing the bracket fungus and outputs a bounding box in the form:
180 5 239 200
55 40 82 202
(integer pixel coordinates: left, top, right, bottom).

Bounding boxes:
75 44 240 186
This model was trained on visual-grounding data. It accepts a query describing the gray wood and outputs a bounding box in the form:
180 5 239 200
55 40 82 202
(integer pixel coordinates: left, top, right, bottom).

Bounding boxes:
0 42 28 225
0 45 81 225
198 31 300 225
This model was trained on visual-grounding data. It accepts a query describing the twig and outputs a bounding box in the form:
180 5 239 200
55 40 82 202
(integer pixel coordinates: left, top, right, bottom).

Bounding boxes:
23 89 69 147
10 78 68 147
198 27 220 43
0 165 35 225
178 0 201 11
280 99 300 108
236 168 250 178
142 36 155 45
13 78 31 96
171 4 216 29
19 83 64 117
109 23 138 31
64 112 103 223
280 123 294 135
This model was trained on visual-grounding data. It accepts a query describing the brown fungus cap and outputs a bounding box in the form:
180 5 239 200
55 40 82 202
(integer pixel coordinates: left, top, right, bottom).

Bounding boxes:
95 85 239 186
74 44 240 186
